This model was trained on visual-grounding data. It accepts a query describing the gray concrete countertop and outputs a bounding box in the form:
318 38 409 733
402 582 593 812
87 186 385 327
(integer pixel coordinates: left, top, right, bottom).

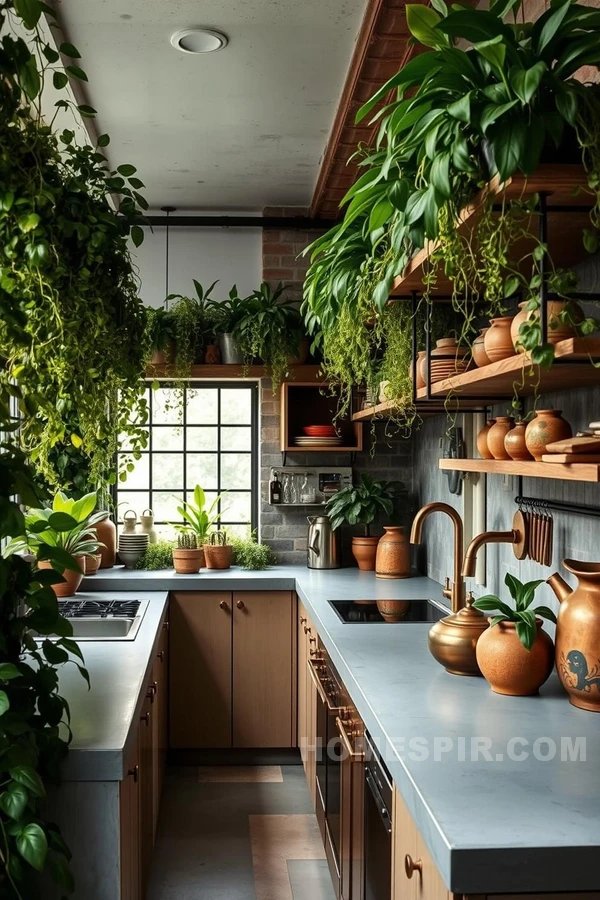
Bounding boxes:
74 566 600 893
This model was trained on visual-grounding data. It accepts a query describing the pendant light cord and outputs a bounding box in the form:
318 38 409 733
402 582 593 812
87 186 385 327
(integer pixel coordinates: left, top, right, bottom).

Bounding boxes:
161 206 176 309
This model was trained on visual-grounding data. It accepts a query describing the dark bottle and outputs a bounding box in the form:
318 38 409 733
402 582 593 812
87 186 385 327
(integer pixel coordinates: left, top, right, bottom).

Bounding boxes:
270 470 282 504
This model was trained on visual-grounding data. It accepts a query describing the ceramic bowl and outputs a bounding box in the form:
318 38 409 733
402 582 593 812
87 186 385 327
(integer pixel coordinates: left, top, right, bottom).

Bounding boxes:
118 549 146 569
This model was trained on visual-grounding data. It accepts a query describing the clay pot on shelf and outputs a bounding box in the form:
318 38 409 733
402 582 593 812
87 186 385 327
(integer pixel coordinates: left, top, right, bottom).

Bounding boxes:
83 553 102 576
476 619 554 696
39 559 84 598
484 317 515 363
203 543 233 570
511 300 584 352
375 526 411 579
376 599 411 623
352 536 380 571
525 409 572 461
421 338 471 384
408 351 427 389
204 344 221 365
95 516 116 569
504 421 533 461
487 416 515 460
150 342 175 368
172 547 205 574
476 419 497 460
472 328 491 368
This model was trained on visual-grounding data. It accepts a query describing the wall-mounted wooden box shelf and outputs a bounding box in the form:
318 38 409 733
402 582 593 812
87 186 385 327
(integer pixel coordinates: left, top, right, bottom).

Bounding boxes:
280 382 363 453
439 458 600 483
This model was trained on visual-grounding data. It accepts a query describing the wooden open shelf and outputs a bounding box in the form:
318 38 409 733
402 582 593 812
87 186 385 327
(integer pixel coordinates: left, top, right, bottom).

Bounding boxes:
439 458 600 483
147 364 323 381
280 382 363 453
352 400 461 422
390 165 592 296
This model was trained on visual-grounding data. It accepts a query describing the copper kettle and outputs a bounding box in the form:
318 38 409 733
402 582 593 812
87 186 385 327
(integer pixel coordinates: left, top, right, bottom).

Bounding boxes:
547 560 600 712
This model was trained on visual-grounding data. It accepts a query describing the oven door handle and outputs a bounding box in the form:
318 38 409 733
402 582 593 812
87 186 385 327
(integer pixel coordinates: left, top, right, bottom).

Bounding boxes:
307 658 349 715
365 768 392 835
336 716 365 762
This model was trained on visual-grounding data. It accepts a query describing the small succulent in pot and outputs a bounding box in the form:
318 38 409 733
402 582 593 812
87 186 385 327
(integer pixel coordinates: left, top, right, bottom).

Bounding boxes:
172 531 204 574
204 530 233 570
472 574 556 696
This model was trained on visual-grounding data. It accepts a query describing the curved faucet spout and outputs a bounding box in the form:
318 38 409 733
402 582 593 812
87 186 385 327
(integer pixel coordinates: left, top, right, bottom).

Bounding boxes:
410 502 465 612
461 531 516 578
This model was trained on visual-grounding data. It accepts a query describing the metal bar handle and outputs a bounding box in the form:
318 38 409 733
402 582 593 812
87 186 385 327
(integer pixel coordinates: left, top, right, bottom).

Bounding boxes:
336 717 364 762
307 657 329 706
365 768 392 835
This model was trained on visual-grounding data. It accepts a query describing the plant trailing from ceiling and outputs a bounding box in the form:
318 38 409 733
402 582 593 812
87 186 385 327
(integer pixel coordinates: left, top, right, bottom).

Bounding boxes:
302 0 600 412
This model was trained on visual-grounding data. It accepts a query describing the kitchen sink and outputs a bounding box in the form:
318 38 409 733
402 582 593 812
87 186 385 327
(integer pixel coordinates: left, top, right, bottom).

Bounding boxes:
55 598 148 641
66 617 137 638
329 598 449 624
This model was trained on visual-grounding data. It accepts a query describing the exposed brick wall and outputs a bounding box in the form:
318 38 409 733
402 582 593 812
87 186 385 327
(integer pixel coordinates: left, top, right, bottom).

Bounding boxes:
262 206 323 306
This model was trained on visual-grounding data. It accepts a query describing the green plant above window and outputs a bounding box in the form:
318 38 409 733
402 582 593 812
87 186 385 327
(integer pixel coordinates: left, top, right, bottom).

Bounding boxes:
472 573 557 650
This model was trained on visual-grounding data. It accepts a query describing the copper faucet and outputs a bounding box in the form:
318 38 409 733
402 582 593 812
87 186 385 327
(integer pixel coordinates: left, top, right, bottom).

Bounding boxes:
410 502 465 612
461 530 517 578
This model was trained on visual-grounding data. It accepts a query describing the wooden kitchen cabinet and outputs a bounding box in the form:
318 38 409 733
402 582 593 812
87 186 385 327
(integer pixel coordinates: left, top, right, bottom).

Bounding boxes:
153 618 169 833
120 733 141 900
393 785 453 900
233 591 295 748
297 600 317 807
169 592 232 748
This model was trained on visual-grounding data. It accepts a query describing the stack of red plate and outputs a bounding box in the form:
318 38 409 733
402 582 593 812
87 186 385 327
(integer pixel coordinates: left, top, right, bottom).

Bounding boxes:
303 425 336 437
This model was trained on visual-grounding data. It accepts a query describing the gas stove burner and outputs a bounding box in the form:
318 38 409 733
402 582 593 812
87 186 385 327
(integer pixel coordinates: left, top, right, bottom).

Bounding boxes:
58 599 141 619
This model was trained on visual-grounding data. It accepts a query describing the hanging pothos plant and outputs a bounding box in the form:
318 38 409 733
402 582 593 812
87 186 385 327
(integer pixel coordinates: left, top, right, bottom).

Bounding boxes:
0 0 149 895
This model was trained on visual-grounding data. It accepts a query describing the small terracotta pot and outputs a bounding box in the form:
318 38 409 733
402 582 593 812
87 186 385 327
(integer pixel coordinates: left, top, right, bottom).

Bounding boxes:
203 544 233 570
476 619 555 696
95 516 116 569
375 526 411 579
511 300 583 352
83 553 102 576
525 409 572 461
150 342 175 368
376 599 411 623
172 548 205 574
352 536 380 571
487 416 515 460
484 317 515 363
204 344 221 365
476 419 496 460
472 328 491 368
38 560 84 598
504 421 533 461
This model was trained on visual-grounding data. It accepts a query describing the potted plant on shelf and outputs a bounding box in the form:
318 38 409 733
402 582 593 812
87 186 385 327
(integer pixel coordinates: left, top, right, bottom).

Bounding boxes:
145 306 176 368
472 573 556 696
4 491 106 597
325 475 401 571
204 530 233 570
172 484 226 573
167 280 220 375
209 286 254 364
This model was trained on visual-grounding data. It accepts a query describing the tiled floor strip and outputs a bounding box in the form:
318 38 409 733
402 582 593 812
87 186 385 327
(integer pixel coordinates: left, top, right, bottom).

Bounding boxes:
198 765 284 783
249 814 326 900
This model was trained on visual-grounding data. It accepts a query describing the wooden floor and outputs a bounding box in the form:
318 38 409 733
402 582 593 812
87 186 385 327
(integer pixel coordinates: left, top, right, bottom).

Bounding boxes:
148 765 335 900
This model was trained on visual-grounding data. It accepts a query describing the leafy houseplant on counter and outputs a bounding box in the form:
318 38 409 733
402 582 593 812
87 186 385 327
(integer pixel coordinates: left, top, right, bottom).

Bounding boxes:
325 475 402 571
4 491 106 598
172 485 226 573
230 532 277 570
473 574 556 696
135 540 176 570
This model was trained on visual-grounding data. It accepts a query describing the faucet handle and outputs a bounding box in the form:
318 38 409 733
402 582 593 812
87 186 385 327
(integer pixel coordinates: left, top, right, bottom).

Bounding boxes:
442 576 452 600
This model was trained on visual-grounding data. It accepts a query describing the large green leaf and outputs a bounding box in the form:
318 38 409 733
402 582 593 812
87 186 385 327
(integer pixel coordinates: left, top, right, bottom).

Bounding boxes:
10 765 46 798
14 0 42 29
47 512 78 532
510 61 547 104
0 690 9 716
479 99 519 134
473 35 506 73
36 546 82 574
70 491 97 523
533 0 572 53
16 823 48 872
355 53 440 122
437 9 509 43
406 5 448 48
488 117 527 180
0 783 29 820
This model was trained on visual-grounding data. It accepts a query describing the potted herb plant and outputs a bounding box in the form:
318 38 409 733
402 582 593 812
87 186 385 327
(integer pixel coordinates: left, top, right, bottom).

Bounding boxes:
204 530 233 570
325 474 401 571
210 286 254 364
145 306 176 368
472 573 556 695
234 282 307 391
5 491 106 597
172 484 226 573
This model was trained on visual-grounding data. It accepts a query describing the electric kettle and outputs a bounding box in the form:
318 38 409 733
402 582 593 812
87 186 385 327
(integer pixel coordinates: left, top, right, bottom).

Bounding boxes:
307 516 340 569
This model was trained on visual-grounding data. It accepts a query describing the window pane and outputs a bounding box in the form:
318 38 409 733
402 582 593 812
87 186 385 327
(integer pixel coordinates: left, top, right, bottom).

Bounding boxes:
223 522 253 540
117 491 149 523
153 426 183 451
221 389 252 424
152 491 182 524
118 453 149 490
187 426 218 451
186 453 218 489
152 453 184 490
222 492 252 524
119 426 149 453
153 388 183 425
186 490 219 511
221 454 251 490
221 426 251 451
187 388 218 424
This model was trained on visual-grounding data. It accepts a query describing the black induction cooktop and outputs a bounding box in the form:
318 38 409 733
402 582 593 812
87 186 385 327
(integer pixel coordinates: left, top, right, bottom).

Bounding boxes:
329 598 448 624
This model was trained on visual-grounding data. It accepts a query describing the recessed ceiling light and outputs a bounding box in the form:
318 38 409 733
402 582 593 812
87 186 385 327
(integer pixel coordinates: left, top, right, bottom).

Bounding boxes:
170 28 228 54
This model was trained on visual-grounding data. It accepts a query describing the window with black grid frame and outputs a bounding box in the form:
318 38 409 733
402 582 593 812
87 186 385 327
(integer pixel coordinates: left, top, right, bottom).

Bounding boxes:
116 383 259 539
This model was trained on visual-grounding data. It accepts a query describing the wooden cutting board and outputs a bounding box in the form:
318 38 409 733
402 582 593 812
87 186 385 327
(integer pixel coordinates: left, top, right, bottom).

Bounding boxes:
545 436 600 454
542 453 600 463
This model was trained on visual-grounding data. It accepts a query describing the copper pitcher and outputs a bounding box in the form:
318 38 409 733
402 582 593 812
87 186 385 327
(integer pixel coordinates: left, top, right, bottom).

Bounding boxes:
547 560 600 712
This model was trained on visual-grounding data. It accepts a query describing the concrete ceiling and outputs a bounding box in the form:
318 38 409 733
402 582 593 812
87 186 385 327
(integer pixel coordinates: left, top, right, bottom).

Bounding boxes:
53 0 366 209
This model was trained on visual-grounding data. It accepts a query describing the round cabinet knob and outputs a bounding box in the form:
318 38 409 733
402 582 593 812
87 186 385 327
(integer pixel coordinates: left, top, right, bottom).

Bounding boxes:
128 765 139 782
237 600 245 610
220 600 229 611
405 855 423 880
141 712 151 726
157 649 165 661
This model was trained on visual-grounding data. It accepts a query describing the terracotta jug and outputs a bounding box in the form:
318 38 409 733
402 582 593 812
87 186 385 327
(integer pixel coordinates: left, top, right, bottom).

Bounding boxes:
472 328 490 368
525 409 572 461
95 516 116 569
504 421 533 461
548 561 600 712
476 419 496 460
205 343 221 364
487 416 515 460
484 317 515 363
375 526 411 579
408 351 426 389
511 300 583 352
352 536 379 571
